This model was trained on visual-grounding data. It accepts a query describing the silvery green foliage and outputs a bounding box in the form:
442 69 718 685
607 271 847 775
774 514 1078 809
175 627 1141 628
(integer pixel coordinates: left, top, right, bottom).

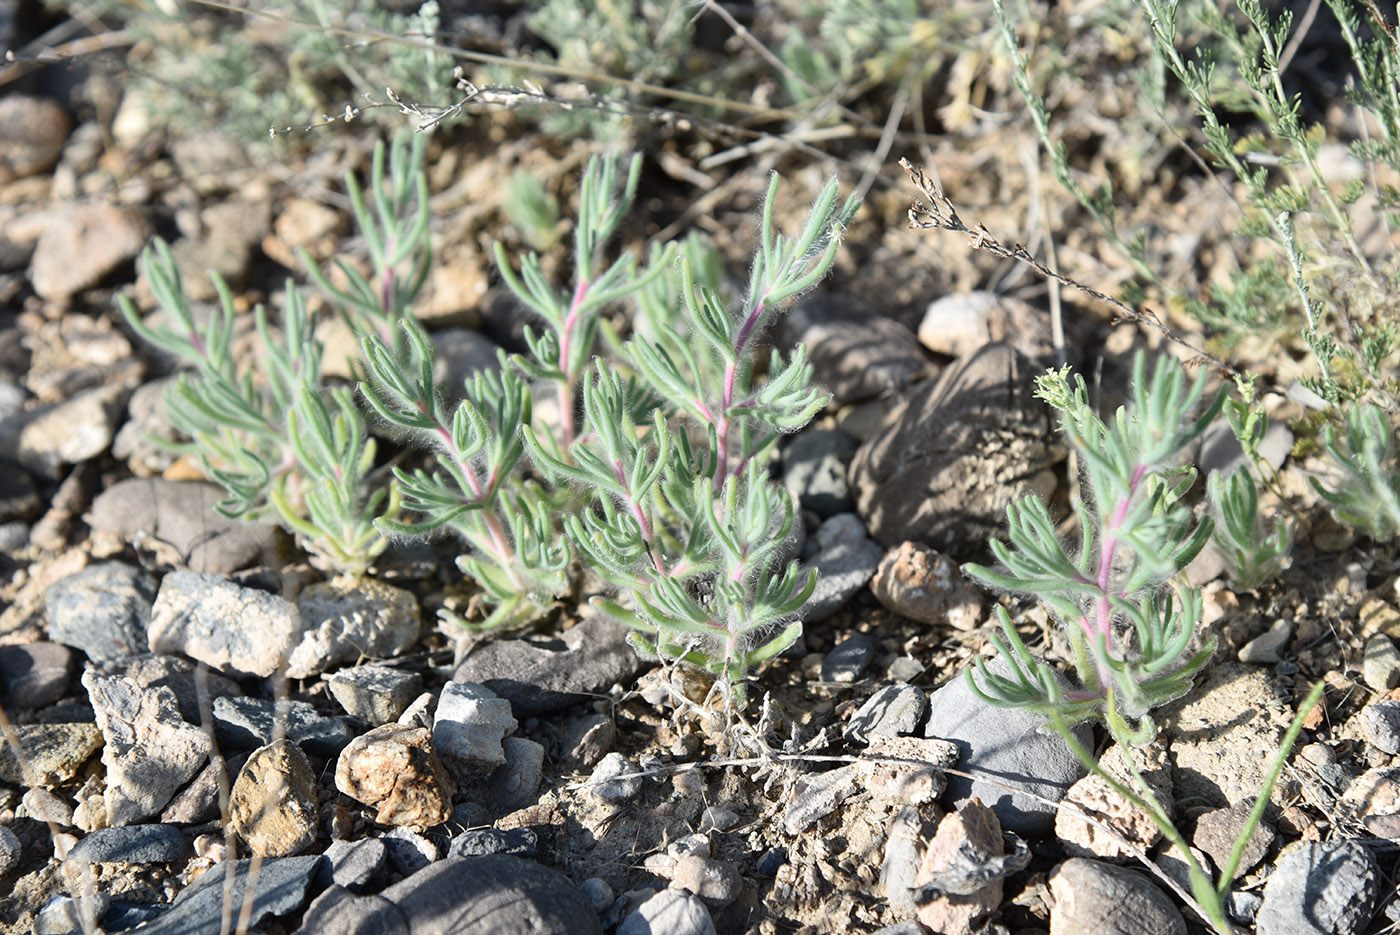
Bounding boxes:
1310 403 1400 542
363 155 856 698
119 243 396 577
305 133 432 360
963 353 1224 728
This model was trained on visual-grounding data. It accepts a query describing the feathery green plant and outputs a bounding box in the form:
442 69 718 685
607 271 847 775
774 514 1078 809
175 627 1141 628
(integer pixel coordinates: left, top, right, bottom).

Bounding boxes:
356 153 857 699
1310 402 1400 541
119 242 397 577
965 352 1321 934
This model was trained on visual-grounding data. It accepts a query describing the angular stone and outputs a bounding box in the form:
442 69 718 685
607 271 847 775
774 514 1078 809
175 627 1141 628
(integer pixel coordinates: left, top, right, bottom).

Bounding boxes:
83 670 211 825
147 571 303 677
230 740 318 857
587 753 643 804
925 658 1089 836
452 614 642 716
212 695 354 757
781 295 929 405
917 800 1004 935
19 382 133 480
783 764 858 835
319 838 388 893
858 735 957 805
804 513 884 623
1362 635 1400 693
851 343 1061 556
30 202 149 300
44 561 157 663
134 856 321 935
433 681 518 784
782 429 858 517
919 291 1056 362
327 665 423 725
1340 767 1400 839
845 683 928 744
0 641 74 708
0 723 102 785
617 888 714 935
1192 798 1275 879
1256 842 1380 935
1055 744 1173 862
485 737 544 814
287 579 421 679
822 634 875 682
336 724 454 828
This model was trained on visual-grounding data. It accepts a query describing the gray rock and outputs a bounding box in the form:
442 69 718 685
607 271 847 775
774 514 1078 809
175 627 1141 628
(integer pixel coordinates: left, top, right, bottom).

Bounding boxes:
45 561 158 662
147 571 303 677
0 641 74 708
1362 635 1400 693
66 824 191 864
230 740 318 857
452 613 643 716
588 752 643 803
0 468 39 521
160 757 229 825
319 838 389 893
293 855 603 935
782 764 858 835
924 659 1089 836
1339 767 1400 839
34 893 109 935
433 681 518 784
83 670 211 825
449 827 538 859
111 377 183 475
1359 701 1400 755
432 328 503 392
288 579 421 679
0 722 102 785
378 826 439 876
19 382 134 479
803 513 883 623
821 634 876 682
101 901 167 932
1192 798 1275 880
0 825 19 876
1256 841 1380 935
698 806 739 832
1238 617 1293 665
212 695 354 757
782 429 858 517
1199 418 1293 479
670 856 741 909
89 477 279 574
780 295 929 405
486 737 544 814
1048 859 1185 935
579 878 613 914
123 654 241 726
328 665 423 725
844 684 928 744
561 713 614 769
617 888 716 935
850 343 1061 556
134 855 321 935
21 787 74 826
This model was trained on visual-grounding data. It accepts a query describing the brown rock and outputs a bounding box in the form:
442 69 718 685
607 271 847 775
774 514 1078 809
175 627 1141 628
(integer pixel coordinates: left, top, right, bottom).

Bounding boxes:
919 291 1056 362
870 541 982 629
916 799 1004 935
850 343 1061 556
859 735 958 805
1055 744 1173 861
0 723 102 786
0 96 72 183
1360 599 1400 641
1192 798 1276 878
263 196 344 267
30 202 151 300
230 740 318 857
1340 767 1400 840
335 724 454 828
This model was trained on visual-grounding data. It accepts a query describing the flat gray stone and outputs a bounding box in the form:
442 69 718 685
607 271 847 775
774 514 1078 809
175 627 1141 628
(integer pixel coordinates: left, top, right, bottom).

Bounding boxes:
452 614 642 716
1359 701 1400 755
617 888 716 935
213 695 354 757
0 641 74 708
18 380 133 480
485 737 544 814
319 838 389 893
924 659 1089 836
67 824 191 864
328 665 424 725
803 513 883 623
135 856 321 935
782 429 858 517
288 579 421 679
45 561 158 662
845 684 928 744
89 477 279 574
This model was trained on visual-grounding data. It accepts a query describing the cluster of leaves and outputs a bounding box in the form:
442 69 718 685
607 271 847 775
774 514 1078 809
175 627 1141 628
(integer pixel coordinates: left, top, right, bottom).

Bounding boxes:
125 133 856 700
963 353 1321 934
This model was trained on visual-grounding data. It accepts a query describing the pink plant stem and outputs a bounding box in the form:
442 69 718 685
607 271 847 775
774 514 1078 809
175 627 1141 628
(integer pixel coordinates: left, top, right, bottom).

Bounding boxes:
613 460 668 577
421 402 516 570
557 278 589 452
1084 462 1150 685
714 296 768 483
